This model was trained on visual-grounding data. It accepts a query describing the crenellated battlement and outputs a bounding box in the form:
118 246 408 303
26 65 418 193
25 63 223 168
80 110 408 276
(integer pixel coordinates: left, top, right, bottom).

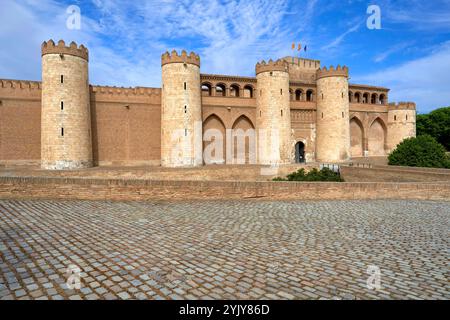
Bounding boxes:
389 102 416 110
255 59 289 75
0 79 42 90
161 50 200 67
91 85 161 96
316 65 349 80
41 39 89 61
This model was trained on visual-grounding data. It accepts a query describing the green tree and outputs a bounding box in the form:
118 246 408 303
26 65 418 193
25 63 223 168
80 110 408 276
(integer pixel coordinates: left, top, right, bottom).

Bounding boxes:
388 135 450 168
416 107 450 151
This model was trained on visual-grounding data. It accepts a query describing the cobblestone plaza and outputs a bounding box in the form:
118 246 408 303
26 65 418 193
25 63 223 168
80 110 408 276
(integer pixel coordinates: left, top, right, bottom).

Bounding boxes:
0 199 448 300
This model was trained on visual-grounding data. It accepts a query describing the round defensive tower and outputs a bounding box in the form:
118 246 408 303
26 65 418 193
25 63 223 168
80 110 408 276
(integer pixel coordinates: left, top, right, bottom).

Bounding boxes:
41 40 93 170
315 65 351 163
387 102 416 153
255 59 292 165
161 50 203 167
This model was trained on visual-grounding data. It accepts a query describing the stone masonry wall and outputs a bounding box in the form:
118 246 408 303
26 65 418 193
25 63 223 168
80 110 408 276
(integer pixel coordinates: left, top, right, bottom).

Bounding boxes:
256 70 292 164
41 53 92 169
316 75 350 162
161 62 203 167
387 104 416 152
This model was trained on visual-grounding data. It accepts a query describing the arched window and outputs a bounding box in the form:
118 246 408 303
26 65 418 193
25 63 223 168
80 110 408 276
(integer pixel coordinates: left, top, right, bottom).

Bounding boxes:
306 90 314 102
354 92 361 103
216 84 226 97
201 83 212 96
371 93 378 104
363 93 370 104
349 91 353 103
230 84 240 97
379 94 386 105
243 85 254 98
295 89 303 101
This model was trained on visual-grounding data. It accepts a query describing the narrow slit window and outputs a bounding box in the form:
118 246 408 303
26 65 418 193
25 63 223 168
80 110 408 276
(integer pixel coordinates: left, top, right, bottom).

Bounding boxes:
184 82 187 90
406 115 408 121
61 101 64 110
61 127 64 137
61 75 64 84
394 115 397 121
342 112 344 118
280 89 283 95
185 129 187 136
321 112 324 119
281 110 283 116
184 105 187 113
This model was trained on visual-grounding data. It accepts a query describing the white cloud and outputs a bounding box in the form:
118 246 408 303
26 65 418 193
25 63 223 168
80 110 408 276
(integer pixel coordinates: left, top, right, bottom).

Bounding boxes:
354 41 450 113
373 41 415 63
1 0 313 85
0 0 147 86
383 0 450 31
321 21 362 52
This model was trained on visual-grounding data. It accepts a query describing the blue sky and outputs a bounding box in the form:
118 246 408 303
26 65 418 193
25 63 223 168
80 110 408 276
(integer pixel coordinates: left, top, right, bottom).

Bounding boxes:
1 0 449 113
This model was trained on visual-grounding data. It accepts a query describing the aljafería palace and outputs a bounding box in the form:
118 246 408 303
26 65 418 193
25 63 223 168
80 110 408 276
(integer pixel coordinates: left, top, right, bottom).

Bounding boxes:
0 40 416 169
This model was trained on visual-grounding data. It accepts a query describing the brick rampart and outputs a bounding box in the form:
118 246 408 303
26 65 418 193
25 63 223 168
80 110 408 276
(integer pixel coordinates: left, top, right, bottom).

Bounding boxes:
341 165 450 182
0 176 448 202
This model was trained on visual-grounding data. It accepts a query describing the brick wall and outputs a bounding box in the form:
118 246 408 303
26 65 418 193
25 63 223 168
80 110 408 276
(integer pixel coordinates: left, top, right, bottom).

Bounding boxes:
341 165 450 182
0 81 41 163
0 176 448 202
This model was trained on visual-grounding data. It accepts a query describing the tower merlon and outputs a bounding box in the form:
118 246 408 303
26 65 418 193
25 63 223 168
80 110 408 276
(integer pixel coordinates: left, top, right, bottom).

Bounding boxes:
255 59 289 75
316 65 349 80
161 50 200 67
41 39 89 61
388 102 416 110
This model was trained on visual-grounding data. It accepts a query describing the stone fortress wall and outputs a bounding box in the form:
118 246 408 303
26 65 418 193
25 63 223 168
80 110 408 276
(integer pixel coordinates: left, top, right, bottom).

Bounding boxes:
0 40 416 168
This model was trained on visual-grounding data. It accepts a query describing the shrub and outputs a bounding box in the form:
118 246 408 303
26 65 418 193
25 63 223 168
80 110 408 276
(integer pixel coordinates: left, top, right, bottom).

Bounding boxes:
274 168 344 182
388 135 450 168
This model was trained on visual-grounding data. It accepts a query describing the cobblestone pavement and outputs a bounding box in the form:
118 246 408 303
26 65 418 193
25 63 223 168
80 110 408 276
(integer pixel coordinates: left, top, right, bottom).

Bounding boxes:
0 199 448 300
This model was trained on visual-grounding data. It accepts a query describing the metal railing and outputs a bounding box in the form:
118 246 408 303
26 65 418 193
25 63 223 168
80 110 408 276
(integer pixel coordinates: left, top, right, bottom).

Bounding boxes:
320 163 341 174
347 162 373 169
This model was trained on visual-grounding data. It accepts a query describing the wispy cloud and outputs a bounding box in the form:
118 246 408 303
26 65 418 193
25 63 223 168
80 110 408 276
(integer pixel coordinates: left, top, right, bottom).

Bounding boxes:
354 41 450 113
373 41 415 63
321 21 362 52
382 0 450 31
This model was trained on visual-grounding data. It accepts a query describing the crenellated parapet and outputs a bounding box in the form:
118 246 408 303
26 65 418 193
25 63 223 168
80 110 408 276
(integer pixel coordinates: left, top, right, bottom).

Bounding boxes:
388 102 416 110
0 79 42 100
41 39 89 61
316 65 349 80
91 85 161 96
1 79 42 90
255 59 289 75
161 50 200 67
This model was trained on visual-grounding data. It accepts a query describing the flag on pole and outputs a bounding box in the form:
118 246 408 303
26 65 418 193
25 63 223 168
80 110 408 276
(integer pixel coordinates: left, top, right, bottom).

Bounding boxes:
304 45 307 52
298 43 302 51
292 43 295 50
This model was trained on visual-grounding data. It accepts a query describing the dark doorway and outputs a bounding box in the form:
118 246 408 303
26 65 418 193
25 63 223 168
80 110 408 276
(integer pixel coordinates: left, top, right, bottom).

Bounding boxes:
295 142 305 163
